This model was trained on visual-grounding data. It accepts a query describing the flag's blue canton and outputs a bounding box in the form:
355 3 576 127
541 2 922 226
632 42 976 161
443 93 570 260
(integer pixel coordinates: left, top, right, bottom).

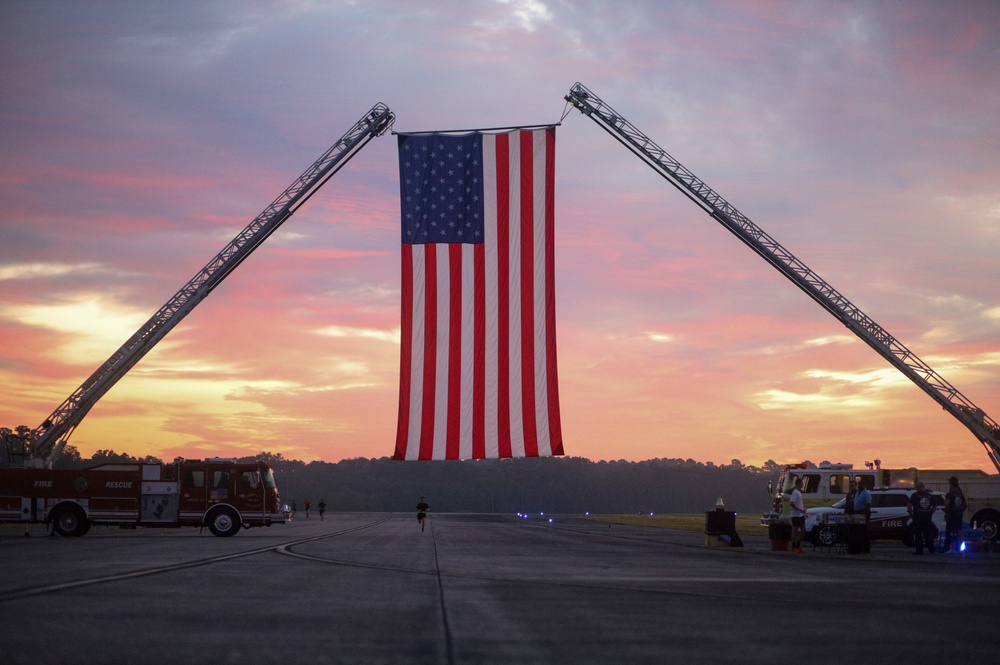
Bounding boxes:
399 133 485 245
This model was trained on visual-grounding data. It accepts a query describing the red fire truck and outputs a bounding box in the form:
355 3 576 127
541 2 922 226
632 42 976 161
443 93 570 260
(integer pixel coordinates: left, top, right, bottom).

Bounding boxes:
1 105 396 538
0 458 284 537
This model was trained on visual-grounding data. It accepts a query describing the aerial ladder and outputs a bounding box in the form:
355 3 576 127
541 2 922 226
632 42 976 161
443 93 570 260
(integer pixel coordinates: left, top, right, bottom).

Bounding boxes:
565 82 1000 473
11 103 395 469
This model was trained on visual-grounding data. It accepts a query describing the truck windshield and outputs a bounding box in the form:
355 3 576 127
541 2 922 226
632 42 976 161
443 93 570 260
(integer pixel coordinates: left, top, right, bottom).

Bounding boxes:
262 468 277 490
783 473 821 494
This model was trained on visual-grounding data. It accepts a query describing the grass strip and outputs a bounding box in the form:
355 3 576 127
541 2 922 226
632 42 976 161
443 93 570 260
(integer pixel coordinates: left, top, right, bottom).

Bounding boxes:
584 513 769 538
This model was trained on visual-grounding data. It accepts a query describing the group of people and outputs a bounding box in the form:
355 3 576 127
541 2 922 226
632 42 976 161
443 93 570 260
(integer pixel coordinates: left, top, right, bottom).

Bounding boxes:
787 475 967 555
910 476 967 555
289 499 327 520
788 476 874 554
287 497 427 528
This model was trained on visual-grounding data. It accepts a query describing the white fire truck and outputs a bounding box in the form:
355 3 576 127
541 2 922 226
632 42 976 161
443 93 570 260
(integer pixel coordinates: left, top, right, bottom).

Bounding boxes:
0 458 283 537
763 461 1000 543
1 103 395 536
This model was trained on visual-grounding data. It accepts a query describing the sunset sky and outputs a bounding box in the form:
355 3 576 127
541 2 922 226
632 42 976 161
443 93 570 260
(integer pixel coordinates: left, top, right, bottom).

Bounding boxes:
2 1 998 472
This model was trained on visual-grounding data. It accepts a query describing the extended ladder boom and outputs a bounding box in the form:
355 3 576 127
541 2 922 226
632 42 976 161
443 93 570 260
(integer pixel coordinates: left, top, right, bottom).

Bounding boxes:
27 103 395 467
565 82 1000 472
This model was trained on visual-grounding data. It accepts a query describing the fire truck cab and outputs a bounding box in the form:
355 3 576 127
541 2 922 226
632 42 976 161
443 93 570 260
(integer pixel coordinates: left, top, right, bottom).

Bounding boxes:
765 462 900 515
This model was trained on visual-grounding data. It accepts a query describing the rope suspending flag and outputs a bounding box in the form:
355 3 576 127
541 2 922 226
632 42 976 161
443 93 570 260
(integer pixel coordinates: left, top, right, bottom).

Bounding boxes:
393 126 564 460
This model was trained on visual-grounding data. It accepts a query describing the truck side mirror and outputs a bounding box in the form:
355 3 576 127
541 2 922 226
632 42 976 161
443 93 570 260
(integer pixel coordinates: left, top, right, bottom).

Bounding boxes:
767 480 773 495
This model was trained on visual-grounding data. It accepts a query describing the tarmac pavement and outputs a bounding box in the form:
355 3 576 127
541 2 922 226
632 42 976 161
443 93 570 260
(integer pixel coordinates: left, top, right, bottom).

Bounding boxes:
1 513 998 664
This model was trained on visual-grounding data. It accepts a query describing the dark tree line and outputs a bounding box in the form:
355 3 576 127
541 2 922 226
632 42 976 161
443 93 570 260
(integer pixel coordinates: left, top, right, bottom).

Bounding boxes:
3 426 781 514
252 455 779 515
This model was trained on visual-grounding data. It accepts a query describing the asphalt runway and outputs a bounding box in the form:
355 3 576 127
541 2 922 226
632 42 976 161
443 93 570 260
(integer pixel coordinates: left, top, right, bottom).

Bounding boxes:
2 513 998 664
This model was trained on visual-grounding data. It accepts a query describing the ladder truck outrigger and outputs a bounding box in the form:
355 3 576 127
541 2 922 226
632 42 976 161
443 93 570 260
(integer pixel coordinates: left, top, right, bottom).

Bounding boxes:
564 83 1000 541
0 103 395 537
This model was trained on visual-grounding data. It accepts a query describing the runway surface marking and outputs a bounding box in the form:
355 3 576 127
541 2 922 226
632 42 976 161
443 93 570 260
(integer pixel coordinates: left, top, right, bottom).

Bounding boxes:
0 517 392 601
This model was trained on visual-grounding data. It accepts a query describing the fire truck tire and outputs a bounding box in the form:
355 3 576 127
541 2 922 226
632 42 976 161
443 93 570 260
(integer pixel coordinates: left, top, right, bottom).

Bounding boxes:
207 508 241 537
971 509 1000 543
51 505 89 537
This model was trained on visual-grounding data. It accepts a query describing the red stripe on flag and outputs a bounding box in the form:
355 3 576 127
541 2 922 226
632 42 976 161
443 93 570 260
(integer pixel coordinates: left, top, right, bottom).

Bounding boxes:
519 130 539 457
394 245 414 460
495 133 512 458
473 243 486 459
544 127 563 454
447 244 463 460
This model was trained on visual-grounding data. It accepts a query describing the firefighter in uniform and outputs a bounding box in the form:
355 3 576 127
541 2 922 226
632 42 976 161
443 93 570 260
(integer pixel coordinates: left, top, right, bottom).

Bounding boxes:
908 482 937 555
942 476 966 553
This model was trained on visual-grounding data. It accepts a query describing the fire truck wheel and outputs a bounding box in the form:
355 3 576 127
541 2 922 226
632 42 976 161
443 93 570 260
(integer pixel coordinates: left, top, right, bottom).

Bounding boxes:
52 505 89 537
207 508 241 537
971 510 1000 543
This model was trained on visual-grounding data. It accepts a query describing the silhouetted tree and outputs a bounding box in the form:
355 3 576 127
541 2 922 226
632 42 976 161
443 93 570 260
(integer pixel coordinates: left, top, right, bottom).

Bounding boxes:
53 444 83 469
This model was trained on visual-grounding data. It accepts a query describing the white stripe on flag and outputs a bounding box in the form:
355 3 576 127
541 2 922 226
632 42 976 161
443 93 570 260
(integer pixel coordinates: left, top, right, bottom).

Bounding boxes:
483 135 500 459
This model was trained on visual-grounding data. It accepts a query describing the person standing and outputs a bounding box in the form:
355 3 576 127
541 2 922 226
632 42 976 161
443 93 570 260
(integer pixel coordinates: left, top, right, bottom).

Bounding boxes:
304 499 311 519
291 500 297 519
318 499 327 522
789 478 806 553
853 479 871 520
844 481 858 516
908 482 937 555
416 496 429 532
942 476 966 553
852 479 872 554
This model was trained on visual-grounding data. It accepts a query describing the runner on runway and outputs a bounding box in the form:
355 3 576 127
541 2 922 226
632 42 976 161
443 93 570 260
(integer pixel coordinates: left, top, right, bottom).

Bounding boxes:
416 497 429 532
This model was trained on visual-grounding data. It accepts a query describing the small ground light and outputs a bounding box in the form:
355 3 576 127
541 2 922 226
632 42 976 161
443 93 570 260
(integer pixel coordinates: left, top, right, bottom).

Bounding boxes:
548 518 553 523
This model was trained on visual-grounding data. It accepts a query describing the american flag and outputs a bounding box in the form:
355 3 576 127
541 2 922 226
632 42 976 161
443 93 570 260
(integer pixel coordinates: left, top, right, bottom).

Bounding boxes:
393 127 563 460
